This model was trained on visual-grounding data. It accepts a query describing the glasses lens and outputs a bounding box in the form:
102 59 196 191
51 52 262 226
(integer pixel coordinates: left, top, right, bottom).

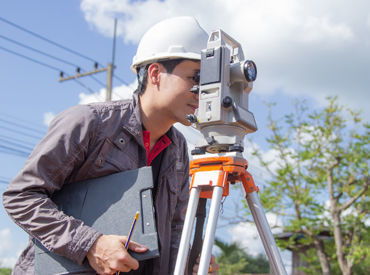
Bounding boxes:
192 72 200 84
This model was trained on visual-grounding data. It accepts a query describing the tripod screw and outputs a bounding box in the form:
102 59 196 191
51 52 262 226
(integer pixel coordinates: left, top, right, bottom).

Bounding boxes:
222 96 232 108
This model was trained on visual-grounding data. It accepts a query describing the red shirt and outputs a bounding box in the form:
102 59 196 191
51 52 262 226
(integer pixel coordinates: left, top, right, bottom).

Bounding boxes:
142 130 172 166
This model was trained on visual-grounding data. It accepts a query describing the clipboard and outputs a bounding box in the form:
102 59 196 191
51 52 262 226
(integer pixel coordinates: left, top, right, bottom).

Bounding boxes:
34 167 159 275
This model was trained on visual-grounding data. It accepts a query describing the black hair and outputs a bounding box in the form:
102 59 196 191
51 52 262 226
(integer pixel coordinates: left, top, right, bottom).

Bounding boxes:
135 59 185 96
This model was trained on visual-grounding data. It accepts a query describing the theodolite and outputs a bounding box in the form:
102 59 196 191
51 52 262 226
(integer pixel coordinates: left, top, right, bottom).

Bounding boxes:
175 29 287 275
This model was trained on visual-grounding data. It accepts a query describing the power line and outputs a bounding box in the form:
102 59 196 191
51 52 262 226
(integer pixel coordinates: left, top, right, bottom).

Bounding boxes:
0 137 34 153
0 45 99 96
0 45 62 72
113 74 133 87
0 118 45 136
0 34 108 89
0 112 47 131
0 34 81 68
0 124 44 140
0 16 99 64
0 135 37 149
0 145 30 158
0 176 12 183
1 17 131 100
0 177 11 185
89 75 106 87
0 115 47 141
73 77 101 97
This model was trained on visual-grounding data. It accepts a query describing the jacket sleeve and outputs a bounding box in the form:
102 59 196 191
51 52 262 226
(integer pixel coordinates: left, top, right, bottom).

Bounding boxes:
169 141 190 271
2 105 102 264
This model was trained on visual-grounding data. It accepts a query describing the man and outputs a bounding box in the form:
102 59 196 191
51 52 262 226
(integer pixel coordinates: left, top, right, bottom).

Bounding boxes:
3 16 218 274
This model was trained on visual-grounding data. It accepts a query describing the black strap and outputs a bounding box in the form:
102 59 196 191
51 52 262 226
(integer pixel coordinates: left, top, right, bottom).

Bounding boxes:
187 198 207 275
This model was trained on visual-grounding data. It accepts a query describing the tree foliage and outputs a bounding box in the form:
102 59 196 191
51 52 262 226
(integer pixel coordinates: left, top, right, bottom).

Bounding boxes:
214 238 270 274
252 97 369 274
0 268 11 275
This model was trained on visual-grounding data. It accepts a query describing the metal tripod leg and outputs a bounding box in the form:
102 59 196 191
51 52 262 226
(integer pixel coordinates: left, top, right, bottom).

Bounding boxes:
197 186 223 275
174 188 200 275
246 192 287 275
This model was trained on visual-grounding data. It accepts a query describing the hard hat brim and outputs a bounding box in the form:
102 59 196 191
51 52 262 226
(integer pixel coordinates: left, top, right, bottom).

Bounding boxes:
131 52 201 73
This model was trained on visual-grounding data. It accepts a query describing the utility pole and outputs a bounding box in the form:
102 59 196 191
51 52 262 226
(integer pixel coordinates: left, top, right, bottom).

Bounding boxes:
105 63 113 101
106 18 117 102
59 18 117 102
59 63 113 102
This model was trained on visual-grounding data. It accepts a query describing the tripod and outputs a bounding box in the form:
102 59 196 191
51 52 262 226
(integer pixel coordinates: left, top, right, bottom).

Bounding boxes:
174 151 287 275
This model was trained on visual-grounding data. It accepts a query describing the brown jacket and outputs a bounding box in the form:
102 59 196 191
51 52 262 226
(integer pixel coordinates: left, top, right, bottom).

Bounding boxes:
2 95 190 274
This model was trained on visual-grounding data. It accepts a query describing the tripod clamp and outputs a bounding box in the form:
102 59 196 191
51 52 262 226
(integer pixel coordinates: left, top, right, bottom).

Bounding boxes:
189 155 258 198
174 153 287 275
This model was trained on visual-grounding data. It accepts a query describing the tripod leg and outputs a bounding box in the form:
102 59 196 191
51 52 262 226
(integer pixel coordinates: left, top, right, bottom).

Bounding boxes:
246 192 287 275
174 187 200 275
197 186 223 275
188 198 207 275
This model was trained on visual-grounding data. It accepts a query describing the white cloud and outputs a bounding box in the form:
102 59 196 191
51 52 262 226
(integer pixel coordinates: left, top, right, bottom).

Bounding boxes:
78 81 136 105
78 88 105 104
0 257 17 269
43 112 56 127
321 199 370 226
299 16 353 43
80 0 370 119
0 229 12 255
242 138 297 183
228 214 291 271
229 222 264 256
0 228 25 268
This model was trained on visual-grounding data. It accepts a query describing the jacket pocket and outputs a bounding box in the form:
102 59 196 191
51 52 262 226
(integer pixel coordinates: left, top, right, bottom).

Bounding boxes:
89 138 137 178
166 168 186 221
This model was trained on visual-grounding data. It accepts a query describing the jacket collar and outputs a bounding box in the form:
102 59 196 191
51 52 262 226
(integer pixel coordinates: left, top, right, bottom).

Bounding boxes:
122 93 180 149
121 93 142 146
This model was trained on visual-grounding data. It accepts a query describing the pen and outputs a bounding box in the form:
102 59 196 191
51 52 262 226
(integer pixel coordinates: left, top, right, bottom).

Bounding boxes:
125 211 139 249
116 211 140 275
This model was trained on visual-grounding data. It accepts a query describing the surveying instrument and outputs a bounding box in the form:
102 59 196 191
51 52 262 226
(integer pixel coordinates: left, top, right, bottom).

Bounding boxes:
174 30 287 275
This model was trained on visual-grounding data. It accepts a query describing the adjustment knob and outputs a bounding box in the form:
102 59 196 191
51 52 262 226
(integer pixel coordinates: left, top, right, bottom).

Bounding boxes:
222 96 232 108
190 85 199 95
186 114 198 124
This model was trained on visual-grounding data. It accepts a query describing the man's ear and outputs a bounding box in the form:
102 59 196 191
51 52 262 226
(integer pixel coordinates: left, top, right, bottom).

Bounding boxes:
147 63 161 85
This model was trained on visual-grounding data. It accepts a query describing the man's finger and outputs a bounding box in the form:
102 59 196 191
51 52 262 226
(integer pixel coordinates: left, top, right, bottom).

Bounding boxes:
127 240 148 252
210 255 219 274
114 263 133 273
114 252 139 271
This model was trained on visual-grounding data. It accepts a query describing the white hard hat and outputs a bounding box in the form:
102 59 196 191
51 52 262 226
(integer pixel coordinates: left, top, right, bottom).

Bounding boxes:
131 16 208 73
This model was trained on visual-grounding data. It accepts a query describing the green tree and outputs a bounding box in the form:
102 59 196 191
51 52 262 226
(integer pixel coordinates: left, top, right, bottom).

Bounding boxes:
215 238 270 274
252 97 369 274
0 268 12 275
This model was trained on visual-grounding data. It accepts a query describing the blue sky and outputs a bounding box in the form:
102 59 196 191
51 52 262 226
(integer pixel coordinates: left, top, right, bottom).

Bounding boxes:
1 0 369 270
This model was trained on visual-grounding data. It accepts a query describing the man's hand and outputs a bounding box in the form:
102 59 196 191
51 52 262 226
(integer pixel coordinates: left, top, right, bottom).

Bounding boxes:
192 254 219 275
86 234 147 275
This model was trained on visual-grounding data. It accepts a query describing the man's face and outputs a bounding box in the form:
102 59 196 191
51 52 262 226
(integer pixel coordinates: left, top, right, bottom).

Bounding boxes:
157 60 200 126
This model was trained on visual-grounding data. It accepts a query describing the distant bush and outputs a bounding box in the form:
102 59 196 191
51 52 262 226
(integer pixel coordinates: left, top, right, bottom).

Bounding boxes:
0 268 12 275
